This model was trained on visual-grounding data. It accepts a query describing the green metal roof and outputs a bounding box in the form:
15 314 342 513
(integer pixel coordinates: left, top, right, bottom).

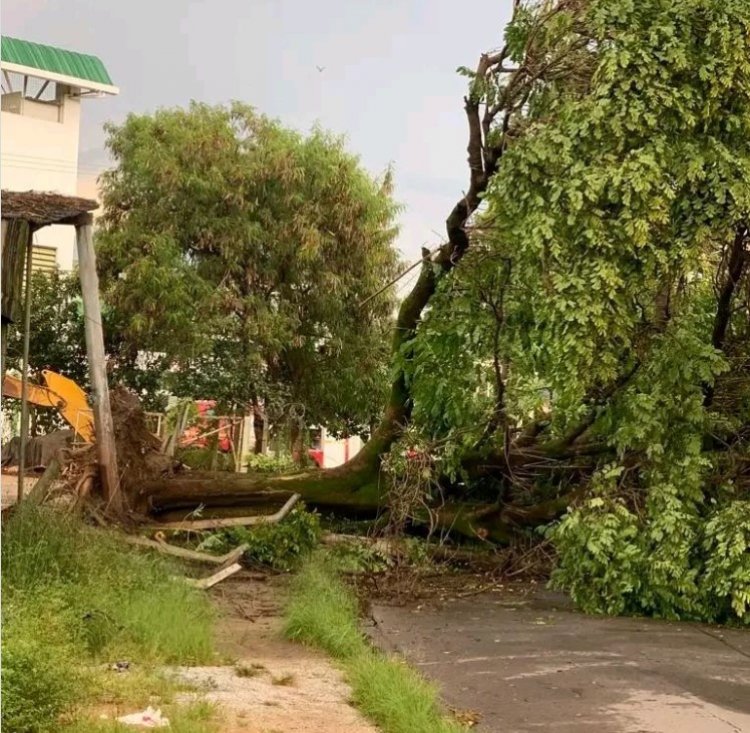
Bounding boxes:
1 36 113 86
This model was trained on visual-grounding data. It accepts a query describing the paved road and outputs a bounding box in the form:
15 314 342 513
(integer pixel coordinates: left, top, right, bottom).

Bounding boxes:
369 587 750 733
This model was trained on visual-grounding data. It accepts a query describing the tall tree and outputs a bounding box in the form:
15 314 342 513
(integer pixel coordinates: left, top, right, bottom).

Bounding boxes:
97 103 400 438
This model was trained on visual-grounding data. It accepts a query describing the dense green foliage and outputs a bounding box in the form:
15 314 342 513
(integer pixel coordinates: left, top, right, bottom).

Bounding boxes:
197 506 321 571
402 0 749 622
97 103 400 435
2 505 214 732
2 269 170 412
3 270 88 386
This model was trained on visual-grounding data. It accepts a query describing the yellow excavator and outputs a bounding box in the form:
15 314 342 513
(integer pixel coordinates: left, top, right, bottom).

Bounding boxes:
1 369 95 442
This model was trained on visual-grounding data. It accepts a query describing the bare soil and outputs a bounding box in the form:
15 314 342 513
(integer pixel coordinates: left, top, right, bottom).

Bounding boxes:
173 571 378 733
1 468 38 508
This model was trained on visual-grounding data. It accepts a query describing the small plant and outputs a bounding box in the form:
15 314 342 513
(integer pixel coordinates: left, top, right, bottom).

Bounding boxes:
271 673 295 686
328 540 391 574
234 663 266 678
197 507 321 572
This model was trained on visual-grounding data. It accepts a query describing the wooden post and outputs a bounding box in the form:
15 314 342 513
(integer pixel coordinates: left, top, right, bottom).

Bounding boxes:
75 216 121 513
1 219 30 379
239 412 254 472
0 219 7 380
17 233 34 501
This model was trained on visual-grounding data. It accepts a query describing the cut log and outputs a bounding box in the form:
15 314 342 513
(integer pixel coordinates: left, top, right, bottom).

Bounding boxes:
26 455 61 505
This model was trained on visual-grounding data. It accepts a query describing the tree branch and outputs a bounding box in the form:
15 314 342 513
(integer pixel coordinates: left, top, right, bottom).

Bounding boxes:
704 223 748 407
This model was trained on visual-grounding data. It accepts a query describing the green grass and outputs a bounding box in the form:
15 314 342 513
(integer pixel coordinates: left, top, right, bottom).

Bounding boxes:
284 558 366 659
284 554 464 733
2 503 216 733
348 652 464 733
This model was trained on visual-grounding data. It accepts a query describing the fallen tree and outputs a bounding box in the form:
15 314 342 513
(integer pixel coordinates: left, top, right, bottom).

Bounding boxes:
80 0 750 623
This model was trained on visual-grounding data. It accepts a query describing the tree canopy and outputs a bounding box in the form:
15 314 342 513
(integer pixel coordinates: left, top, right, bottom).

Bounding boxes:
96 103 400 433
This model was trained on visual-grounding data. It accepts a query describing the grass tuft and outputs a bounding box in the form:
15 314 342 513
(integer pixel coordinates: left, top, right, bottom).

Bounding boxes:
271 672 296 686
283 557 366 659
284 554 464 733
234 662 266 678
348 651 464 733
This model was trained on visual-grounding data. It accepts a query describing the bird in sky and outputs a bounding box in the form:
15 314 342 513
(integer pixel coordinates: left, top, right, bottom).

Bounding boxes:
316 65 326 73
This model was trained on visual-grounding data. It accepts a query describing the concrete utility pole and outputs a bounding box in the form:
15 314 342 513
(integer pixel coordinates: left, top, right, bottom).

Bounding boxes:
75 215 121 513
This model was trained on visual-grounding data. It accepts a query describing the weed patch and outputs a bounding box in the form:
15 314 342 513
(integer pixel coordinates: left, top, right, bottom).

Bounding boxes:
284 554 463 733
348 651 463 733
284 557 365 659
2 504 215 732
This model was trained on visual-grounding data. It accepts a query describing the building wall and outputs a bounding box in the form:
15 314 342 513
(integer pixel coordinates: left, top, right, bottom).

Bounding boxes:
76 173 103 218
0 90 81 270
321 430 363 469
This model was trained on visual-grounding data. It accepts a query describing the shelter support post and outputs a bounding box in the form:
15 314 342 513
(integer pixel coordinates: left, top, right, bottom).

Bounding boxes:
17 230 34 501
75 216 121 513
0 220 7 379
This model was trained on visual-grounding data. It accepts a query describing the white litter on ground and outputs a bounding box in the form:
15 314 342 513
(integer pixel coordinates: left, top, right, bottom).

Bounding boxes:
116 707 170 728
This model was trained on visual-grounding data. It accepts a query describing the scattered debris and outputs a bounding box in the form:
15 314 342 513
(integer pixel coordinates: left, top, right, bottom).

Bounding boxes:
116 706 169 728
451 707 482 727
124 535 248 566
186 562 243 590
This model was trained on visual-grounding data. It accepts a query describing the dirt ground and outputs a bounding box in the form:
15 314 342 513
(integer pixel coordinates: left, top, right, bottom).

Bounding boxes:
1 469 38 508
367 580 750 733
174 572 377 733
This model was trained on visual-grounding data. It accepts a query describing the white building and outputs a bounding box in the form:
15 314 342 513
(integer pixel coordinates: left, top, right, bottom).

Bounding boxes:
1 36 118 271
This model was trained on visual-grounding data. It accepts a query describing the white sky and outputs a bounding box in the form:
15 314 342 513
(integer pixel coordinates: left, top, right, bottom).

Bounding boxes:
2 0 512 266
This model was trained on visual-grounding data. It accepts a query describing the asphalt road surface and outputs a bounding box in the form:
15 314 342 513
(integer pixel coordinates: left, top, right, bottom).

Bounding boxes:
369 586 750 733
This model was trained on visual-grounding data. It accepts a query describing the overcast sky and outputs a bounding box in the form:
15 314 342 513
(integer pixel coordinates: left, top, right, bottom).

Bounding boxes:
2 0 511 268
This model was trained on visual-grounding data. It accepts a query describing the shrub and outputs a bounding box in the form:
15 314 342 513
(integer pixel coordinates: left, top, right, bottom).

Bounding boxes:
177 447 235 471
197 506 321 571
700 501 750 624
244 453 296 474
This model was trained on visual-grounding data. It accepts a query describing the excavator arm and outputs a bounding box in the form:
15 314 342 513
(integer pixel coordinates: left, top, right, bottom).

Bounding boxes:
2 370 95 442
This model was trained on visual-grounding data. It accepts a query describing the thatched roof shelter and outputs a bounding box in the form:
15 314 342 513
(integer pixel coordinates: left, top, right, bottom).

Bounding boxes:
2 189 120 508
2 190 98 227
